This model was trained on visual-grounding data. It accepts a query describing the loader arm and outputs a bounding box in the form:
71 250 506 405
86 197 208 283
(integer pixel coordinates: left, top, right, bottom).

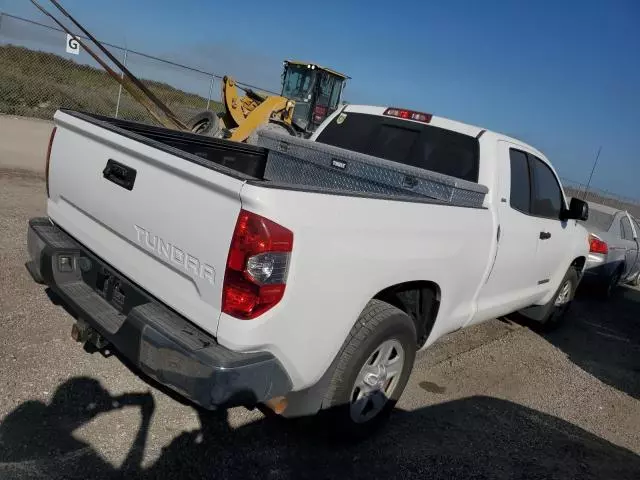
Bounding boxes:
220 76 293 142
228 95 291 142
222 76 261 128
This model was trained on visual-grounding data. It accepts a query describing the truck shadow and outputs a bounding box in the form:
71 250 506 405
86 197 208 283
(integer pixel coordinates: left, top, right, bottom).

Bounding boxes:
541 285 640 400
0 377 638 479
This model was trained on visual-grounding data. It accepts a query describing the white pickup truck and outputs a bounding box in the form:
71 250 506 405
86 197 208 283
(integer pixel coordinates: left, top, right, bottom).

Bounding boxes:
27 105 589 436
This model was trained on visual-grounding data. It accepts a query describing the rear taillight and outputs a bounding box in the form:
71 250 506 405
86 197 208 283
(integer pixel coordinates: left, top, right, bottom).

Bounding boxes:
222 209 293 319
589 234 608 255
45 126 57 197
383 107 432 123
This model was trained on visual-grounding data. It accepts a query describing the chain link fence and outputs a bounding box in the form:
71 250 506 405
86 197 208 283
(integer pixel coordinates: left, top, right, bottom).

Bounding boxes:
0 12 276 125
562 178 640 218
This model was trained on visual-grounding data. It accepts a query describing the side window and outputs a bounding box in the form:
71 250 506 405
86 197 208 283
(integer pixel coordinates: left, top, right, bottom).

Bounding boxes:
509 149 531 213
329 80 342 109
620 217 633 240
318 73 341 109
531 156 563 219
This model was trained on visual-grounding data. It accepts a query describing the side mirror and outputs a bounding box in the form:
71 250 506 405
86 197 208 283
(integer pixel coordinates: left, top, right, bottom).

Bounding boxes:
563 198 589 221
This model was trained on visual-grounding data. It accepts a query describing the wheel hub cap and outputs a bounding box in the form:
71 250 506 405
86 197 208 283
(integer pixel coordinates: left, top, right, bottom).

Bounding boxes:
364 365 388 389
554 280 572 306
350 339 405 423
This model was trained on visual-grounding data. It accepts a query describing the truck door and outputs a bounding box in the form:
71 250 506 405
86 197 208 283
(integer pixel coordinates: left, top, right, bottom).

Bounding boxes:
475 145 542 321
527 155 572 289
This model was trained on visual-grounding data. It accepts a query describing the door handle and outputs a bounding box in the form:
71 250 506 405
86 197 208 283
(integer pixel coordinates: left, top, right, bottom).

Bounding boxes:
103 159 136 191
539 231 551 240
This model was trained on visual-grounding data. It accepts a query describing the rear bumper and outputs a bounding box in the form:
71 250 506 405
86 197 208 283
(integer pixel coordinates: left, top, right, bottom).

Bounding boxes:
26 217 292 409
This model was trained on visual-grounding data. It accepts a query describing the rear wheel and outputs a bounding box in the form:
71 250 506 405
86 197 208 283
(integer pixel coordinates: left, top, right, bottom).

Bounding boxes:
320 300 416 439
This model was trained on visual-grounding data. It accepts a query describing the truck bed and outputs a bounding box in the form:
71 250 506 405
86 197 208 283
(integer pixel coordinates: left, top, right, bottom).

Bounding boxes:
66 110 488 208
66 110 270 180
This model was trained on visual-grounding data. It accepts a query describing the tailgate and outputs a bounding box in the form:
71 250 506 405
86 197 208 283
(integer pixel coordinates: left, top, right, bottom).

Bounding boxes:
46 111 246 336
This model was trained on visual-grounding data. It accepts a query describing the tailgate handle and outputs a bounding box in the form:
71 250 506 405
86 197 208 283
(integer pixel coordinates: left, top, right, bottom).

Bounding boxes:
103 159 136 191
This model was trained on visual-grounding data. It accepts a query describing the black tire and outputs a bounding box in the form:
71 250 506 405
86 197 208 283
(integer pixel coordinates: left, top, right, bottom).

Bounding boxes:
186 111 221 137
539 268 579 329
320 300 417 440
246 121 296 145
602 268 622 299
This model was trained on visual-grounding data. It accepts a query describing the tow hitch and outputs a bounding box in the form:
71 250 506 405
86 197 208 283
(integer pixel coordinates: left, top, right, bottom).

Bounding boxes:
71 319 110 352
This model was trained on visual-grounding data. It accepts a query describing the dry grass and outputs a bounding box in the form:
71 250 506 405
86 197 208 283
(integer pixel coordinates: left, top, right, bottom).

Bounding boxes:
0 44 223 123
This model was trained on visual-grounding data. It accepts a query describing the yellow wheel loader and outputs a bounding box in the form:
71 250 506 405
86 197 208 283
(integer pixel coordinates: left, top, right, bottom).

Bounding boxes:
186 61 350 142
32 0 349 143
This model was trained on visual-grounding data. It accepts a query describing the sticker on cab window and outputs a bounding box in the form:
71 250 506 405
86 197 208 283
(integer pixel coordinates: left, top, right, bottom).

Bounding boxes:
336 113 347 125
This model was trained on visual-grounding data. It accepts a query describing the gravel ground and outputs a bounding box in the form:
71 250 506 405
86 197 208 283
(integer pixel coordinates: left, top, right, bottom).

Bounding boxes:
0 115 53 173
0 171 639 479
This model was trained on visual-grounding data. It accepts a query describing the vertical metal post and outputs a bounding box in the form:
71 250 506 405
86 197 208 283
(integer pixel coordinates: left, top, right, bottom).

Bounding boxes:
206 73 215 111
114 48 128 118
582 146 602 202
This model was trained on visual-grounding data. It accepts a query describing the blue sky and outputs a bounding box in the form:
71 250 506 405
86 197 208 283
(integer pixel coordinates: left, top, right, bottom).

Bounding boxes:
3 0 640 198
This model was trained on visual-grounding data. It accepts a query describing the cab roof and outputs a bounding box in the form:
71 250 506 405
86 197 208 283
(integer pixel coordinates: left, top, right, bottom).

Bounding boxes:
285 60 350 79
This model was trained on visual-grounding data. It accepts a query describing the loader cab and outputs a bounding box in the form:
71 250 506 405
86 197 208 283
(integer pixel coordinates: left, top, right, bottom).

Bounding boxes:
281 61 349 135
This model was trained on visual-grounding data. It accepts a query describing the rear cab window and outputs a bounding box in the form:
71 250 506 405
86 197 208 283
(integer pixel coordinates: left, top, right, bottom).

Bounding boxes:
315 112 479 183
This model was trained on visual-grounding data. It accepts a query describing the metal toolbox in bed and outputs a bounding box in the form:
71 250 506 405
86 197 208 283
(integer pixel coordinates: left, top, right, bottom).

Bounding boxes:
256 129 488 208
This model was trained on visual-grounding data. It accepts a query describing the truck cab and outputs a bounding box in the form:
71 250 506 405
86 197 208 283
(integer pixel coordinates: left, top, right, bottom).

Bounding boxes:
310 105 590 325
